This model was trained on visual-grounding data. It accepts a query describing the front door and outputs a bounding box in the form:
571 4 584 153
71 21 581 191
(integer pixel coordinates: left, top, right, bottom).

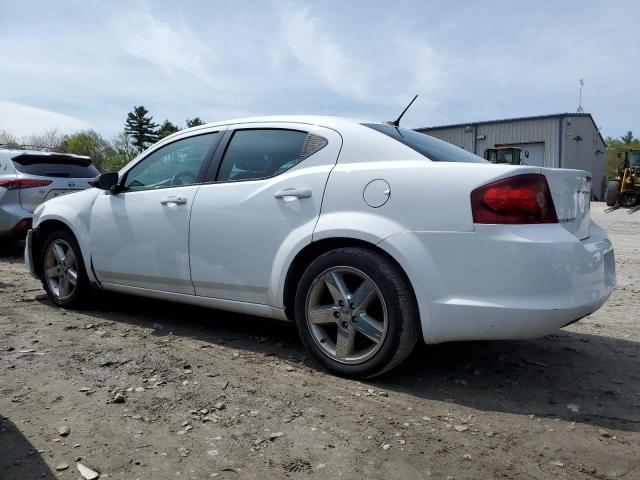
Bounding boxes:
90 131 222 293
189 124 342 306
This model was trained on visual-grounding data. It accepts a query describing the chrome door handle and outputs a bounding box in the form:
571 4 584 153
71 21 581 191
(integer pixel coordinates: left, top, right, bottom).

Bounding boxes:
160 196 187 205
274 188 312 199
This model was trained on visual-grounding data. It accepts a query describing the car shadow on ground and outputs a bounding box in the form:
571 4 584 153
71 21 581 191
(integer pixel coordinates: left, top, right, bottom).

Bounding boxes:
0 239 25 262
0 415 56 479
33 289 640 433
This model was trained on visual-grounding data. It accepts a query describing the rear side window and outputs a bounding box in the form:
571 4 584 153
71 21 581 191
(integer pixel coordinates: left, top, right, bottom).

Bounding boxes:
217 129 324 182
11 154 100 178
363 123 487 163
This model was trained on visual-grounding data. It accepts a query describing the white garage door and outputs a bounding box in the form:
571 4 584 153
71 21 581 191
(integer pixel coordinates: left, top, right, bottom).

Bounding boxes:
507 142 545 167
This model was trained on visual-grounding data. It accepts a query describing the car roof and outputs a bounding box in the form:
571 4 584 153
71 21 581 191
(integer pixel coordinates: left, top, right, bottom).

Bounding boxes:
165 115 383 140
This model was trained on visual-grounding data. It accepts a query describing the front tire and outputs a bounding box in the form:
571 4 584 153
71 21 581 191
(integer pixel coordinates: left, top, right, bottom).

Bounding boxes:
40 230 90 308
294 247 419 378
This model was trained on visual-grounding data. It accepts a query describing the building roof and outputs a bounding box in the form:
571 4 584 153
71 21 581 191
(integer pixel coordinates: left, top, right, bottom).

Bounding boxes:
415 112 606 146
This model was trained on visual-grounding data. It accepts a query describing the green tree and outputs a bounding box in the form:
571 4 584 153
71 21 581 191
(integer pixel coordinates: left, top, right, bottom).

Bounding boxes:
185 117 205 128
104 132 139 171
63 130 115 172
124 106 159 152
620 130 636 144
158 119 180 138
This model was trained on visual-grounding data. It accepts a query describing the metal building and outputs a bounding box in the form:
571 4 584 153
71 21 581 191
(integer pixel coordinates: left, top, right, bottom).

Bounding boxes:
415 113 607 199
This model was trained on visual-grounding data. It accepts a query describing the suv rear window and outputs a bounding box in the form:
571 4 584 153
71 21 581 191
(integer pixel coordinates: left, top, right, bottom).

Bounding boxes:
11 154 99 178
363 123 487 163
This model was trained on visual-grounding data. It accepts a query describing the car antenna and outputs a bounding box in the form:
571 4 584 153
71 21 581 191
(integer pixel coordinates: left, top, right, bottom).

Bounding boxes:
386 94 418 126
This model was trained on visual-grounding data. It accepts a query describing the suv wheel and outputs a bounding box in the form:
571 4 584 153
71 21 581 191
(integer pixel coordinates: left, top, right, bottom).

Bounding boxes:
41 230 89 308
295 247 419 378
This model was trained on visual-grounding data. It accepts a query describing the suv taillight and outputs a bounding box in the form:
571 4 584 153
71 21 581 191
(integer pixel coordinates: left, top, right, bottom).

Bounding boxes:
470 174 558 224
0 179 52 190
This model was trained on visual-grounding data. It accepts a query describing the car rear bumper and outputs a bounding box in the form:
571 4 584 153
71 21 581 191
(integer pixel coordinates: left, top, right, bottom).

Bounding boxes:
0 201 32 237
379 221 616 344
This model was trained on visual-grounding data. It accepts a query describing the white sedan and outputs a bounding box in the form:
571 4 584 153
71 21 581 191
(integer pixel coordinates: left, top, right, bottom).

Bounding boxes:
25 116 616 378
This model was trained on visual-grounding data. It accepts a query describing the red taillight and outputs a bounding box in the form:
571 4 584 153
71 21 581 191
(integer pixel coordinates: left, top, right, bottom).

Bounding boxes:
471 174 558 224
0 179 52 190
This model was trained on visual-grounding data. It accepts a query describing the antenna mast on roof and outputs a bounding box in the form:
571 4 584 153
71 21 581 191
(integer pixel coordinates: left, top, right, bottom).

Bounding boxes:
386 94 418 126
576 78 584 113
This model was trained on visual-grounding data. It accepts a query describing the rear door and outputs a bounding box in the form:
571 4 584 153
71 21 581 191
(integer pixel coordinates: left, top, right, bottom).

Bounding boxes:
189 123 341 305
10 153 99 212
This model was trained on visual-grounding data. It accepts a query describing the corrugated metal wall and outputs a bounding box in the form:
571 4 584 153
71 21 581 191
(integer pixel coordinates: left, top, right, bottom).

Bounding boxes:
420 117 560 168
423 126 474 152
476 118 560 168
416 114 607 200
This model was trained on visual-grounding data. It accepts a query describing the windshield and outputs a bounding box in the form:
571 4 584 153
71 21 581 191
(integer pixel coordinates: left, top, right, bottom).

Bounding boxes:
362 123 487 163
628 151 640 168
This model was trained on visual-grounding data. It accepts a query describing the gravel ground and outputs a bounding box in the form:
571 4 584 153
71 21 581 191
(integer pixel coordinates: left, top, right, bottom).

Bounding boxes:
0 203 639 480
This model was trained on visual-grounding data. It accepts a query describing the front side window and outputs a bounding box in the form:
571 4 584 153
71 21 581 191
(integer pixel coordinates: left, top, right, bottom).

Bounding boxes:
217 129 310 182
363 123 487 163
124 133 219 191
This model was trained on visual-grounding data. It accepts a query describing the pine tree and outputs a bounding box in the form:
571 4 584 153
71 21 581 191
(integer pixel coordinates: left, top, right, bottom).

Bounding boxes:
185 117 205 128
621 131 636 144
124 106 159 152
158 119 180 139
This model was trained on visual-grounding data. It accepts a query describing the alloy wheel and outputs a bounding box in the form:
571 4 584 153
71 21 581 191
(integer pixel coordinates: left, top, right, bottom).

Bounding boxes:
305 266 388 364
45 239 78 301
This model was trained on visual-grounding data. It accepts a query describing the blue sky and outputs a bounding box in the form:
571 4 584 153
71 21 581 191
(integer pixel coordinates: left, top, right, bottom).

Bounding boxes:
0 0 638 138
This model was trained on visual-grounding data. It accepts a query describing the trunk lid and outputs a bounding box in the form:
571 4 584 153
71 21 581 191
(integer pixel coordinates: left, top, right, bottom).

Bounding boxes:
541 168 591 240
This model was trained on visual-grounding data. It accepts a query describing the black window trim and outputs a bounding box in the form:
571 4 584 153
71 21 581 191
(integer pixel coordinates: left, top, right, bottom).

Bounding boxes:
202 127 312 184
118 131 224 193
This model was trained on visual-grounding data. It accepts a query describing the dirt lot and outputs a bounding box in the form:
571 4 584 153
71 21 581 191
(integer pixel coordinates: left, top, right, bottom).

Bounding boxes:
1 203 639 480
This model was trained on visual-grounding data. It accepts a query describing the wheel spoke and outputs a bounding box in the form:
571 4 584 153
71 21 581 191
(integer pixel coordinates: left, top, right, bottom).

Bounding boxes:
351 279 377 311
52 243 66 264
58 276 67 297
335 325 355 359
65 268 78 286
353 312 384 343
308 305 338 325
324 271 350 305
64 249 76 268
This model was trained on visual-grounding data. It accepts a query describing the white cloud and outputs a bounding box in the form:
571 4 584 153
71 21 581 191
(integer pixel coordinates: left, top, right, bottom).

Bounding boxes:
112 9 217 87
280 5 371 102
0 100 88 137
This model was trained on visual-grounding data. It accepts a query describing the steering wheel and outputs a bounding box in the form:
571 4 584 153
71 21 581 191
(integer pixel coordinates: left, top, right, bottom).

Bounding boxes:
170 171 197 186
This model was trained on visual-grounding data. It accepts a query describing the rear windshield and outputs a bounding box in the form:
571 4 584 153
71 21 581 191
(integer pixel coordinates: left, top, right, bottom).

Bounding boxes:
11 154 99 178
363 123 487 163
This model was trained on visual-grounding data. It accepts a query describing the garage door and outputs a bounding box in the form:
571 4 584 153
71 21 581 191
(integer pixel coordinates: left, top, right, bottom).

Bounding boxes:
506 142 545 167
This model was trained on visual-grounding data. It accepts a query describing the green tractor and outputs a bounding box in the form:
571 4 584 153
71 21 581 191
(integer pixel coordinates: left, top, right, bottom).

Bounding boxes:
605 147 640 209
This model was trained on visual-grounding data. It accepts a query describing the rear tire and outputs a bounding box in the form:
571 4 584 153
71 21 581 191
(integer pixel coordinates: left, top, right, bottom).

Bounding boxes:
40 229 90 308
605 181 620 206
294 247 419 378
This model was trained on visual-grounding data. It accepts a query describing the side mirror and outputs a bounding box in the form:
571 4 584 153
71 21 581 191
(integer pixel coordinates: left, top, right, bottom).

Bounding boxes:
96 172 119 192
